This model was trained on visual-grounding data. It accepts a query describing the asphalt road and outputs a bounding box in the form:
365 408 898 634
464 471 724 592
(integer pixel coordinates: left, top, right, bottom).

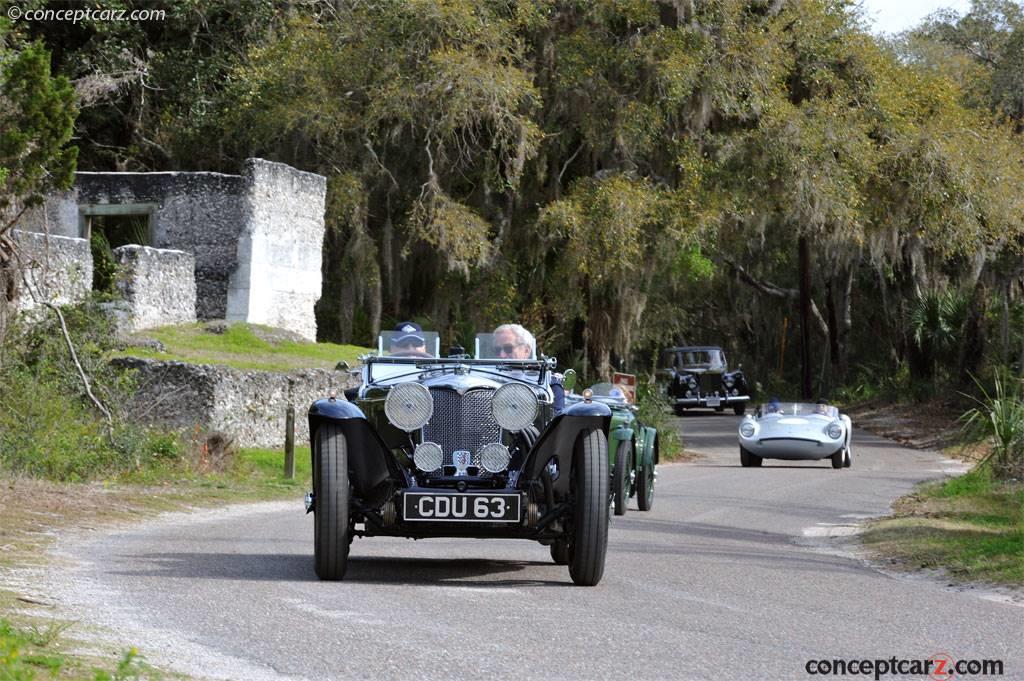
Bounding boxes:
42 414 1023 681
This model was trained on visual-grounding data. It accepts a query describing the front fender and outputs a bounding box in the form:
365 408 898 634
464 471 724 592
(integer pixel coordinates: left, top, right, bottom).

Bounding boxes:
609 426 634 444
522 404 611 497
640 426 658 467
308 399 402 506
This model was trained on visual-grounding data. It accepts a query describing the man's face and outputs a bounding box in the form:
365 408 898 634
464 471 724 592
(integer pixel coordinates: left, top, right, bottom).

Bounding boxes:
494 330 530 359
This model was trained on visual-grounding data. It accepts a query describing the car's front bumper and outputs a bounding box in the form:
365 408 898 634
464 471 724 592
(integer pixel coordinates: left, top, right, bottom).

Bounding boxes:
674 394 749 408
739 436 843 460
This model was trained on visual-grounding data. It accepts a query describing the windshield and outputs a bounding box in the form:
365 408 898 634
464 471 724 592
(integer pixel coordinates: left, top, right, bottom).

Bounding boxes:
377 330 441 358
475 332 536 360
587 382 628 404
679 349 724 369
761 402 838 418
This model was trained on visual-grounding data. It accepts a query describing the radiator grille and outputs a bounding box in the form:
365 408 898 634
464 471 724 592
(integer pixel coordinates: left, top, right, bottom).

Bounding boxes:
698 373 721 395
422 388 501 475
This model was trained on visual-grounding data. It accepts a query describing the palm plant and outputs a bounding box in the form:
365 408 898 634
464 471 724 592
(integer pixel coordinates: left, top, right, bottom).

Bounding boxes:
960 370 1024 479
908 288 969 380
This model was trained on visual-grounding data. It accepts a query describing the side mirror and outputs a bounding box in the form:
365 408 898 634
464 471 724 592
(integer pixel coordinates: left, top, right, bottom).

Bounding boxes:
562 368 577 393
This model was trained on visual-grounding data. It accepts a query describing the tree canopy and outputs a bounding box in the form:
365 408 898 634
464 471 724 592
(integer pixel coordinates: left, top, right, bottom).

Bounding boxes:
10 0 1024 392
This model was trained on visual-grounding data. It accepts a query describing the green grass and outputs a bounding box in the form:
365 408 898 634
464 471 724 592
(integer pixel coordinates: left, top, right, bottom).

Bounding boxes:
861 468 1024 586
236 446 312 487
0 613 152 680
114 322 369 371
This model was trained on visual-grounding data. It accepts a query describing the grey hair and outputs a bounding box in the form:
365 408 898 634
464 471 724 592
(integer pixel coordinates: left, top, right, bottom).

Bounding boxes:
494 323 535 352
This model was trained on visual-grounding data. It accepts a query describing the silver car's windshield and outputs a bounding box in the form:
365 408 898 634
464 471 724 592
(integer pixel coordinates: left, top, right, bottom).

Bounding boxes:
761 402 838 418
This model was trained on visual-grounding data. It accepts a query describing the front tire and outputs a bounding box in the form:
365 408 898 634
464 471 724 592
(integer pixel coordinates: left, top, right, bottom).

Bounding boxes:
831 448 845 469
568 428 609 586
612 439 632 517
733 403 746 416
637 456 655 512
314 424 351 581
843 445 852 468
740 446 762 467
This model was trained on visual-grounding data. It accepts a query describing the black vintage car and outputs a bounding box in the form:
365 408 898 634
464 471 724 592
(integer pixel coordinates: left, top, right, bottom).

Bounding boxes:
658 345 750 415
306 329 613 586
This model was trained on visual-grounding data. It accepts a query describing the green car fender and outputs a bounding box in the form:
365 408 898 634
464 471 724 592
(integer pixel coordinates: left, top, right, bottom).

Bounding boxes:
609 425 634 444
638 425 658 470
608 424 634 465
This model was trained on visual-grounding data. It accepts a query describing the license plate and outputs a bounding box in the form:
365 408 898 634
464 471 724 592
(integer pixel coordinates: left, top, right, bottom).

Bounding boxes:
403 492 521 522
705 396 721 407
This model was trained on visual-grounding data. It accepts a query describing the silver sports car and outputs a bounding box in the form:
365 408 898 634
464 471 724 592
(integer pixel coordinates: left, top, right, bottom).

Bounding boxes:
737 402 852 469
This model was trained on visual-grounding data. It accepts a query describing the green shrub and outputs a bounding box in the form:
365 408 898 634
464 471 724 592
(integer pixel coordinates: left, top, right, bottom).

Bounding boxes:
635 380 683 459
960 369 1024 479
0 300 183 481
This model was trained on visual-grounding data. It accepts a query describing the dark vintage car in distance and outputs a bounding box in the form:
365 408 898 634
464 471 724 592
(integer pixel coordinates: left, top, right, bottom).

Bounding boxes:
306 328 614 586
658 345 750 415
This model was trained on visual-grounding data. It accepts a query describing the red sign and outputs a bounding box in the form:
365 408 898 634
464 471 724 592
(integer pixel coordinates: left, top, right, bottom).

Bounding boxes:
612 372 637 404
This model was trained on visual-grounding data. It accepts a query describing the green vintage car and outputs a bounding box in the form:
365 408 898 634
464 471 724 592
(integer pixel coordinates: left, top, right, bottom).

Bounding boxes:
566 382 658 516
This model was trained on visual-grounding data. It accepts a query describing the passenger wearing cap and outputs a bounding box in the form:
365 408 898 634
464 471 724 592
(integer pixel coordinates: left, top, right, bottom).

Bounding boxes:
389 321 430 357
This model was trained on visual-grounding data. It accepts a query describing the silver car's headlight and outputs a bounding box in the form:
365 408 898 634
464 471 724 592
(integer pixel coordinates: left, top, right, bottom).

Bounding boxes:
384 382 433 431
739 421 756 438
826 422 843 439
491 383 538 431
413 442 443 473
479 442 511 473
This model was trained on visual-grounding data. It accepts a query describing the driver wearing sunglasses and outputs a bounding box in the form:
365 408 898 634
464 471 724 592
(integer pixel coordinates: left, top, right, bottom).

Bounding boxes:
389 321 430 357
493 323 534 359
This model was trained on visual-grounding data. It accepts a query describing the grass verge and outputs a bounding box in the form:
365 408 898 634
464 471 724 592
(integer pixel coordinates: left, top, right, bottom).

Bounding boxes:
860 467 1024 587
114 322 369 372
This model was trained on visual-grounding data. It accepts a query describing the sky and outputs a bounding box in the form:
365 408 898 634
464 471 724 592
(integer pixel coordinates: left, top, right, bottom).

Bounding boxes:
858 0 972 34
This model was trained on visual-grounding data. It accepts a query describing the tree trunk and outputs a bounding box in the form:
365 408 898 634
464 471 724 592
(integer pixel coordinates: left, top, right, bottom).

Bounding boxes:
798 235 812 399
958 281 988 386
825 278 840 387
0 233 20 349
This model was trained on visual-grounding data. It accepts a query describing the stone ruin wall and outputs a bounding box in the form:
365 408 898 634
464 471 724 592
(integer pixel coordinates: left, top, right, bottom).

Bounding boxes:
14 159 326 340
72 169 249 321
113 358 360 448
12 230 92 315
108 245 197 334
227 159 326 341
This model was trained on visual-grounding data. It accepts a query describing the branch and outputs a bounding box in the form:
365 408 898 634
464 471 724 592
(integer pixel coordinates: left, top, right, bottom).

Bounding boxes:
43 302 115 439
558 143 584 189
722 256 829 337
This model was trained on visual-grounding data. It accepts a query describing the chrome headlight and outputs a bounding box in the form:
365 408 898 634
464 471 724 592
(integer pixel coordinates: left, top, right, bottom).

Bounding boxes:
687 376 697 388
491 383 538 431
413 441 443 473
826 422 843 439
384 382 433 431
739 421 756 438
724 376 735 388
479 442 511 473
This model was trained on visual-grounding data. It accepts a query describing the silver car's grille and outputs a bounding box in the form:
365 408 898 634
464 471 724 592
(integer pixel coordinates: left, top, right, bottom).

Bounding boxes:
421 388 501 476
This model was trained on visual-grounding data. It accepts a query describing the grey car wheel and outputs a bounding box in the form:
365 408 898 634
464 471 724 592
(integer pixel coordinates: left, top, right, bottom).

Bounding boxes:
740 446 762 467
314 424 351 581
568 428 609 586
